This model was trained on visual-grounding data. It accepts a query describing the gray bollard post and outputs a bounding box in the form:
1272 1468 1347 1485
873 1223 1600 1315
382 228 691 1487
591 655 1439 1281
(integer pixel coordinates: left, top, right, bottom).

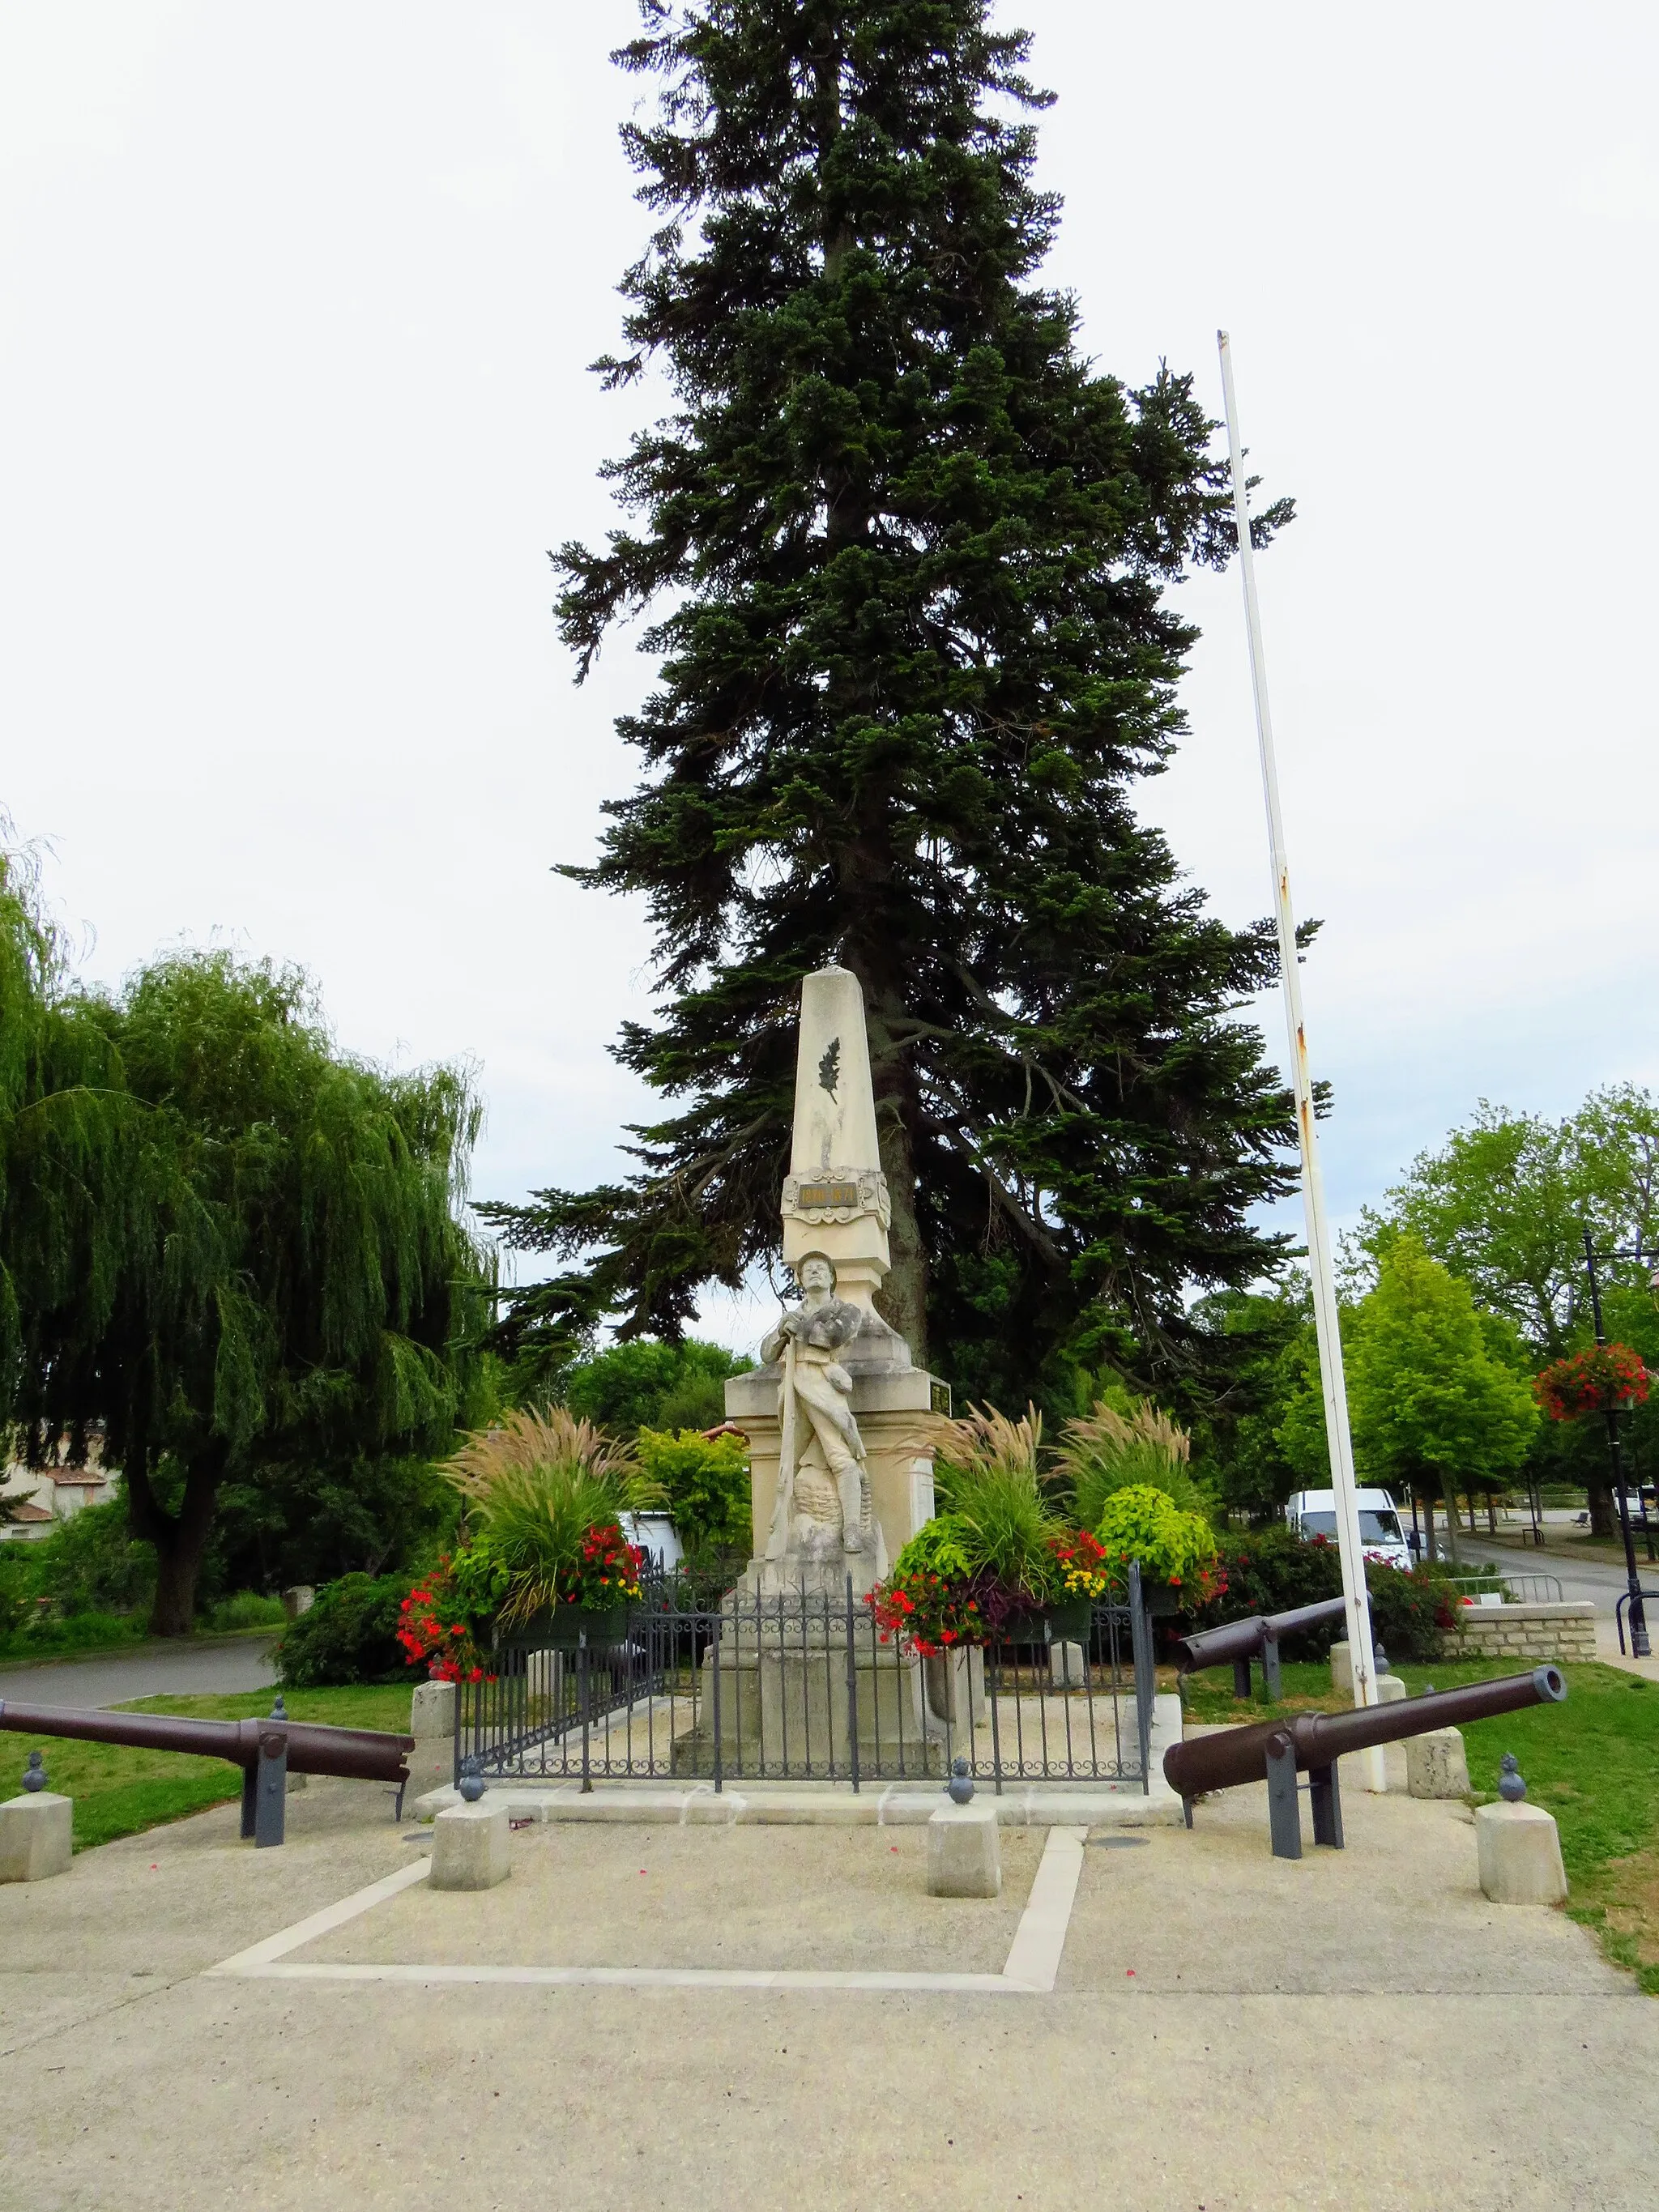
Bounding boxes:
1265 1729 1301 1860
1308 1760 1343 1848
254 1727 288 1848
1260 1635 1282 1702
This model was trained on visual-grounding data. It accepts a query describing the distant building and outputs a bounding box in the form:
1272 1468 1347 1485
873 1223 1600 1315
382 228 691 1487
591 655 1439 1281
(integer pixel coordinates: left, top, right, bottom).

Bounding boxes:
0 1430 117 1541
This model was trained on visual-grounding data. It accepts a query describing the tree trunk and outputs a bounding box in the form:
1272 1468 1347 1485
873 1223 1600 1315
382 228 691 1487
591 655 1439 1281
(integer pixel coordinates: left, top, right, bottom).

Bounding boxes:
1438 1471 1462 1566
1420 1486 1438 1562
126 1443 224 1638
1587 1478 1614 1537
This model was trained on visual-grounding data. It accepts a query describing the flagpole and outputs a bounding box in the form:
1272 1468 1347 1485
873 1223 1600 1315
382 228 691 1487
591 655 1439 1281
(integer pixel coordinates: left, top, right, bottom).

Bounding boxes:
1217 330 1384 1789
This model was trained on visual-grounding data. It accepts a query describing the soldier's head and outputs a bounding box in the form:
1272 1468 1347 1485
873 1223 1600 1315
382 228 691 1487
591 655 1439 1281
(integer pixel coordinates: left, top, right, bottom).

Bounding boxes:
799 1253 836 1295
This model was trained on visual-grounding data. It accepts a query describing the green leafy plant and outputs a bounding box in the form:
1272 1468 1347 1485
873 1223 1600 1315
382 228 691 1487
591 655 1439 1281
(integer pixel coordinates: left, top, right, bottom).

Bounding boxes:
1094 1484 1218 1595
275 1572 410 1687
441 1407 663 1630
635 1426 750 1554
930 1405 1063 1603
871 1518 995 1655
1054 1398 1208 1525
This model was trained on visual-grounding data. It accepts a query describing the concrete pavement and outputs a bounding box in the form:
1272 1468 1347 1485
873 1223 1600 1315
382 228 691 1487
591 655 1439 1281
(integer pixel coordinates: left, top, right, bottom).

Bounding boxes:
1 1760 1652 2210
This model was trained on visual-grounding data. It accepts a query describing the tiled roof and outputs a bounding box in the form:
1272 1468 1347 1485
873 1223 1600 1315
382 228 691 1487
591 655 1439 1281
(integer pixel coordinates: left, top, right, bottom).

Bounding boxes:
6 1502 54 1524
49 1470 109 1485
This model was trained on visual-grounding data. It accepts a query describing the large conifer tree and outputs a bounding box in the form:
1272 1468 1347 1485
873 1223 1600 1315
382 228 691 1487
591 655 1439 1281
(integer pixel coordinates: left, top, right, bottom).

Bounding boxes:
489 0 1302 1403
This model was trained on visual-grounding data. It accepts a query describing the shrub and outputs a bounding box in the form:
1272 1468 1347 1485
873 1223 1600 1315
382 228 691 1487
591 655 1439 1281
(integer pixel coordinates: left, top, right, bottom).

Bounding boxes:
635 1427 750 1554
1366 1559 1459 1660
1053 1399 1209 1524
25 1498 157 1618
1094 1485 1218 1594
931 1404 1062 1600
274 1573 410 1686
204 1590 287 1633
872 1517 996 1653
1178 1524 1458 1660
441 1408 662 1630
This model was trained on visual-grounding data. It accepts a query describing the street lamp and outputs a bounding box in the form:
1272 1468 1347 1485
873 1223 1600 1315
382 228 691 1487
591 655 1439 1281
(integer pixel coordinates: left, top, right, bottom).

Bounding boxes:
1580 1228 1653 1658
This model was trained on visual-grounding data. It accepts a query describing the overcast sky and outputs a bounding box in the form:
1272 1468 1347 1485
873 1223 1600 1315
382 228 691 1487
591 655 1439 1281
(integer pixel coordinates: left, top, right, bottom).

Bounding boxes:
3 2 1655 1356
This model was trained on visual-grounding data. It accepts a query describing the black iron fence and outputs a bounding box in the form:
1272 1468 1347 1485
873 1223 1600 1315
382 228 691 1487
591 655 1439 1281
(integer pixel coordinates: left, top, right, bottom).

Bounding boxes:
455 1564 1154 1794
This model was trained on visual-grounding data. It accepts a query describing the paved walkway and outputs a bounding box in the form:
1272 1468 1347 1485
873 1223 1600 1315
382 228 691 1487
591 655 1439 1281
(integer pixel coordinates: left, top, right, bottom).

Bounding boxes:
0 1755 1652 2210
0 1634 278 1709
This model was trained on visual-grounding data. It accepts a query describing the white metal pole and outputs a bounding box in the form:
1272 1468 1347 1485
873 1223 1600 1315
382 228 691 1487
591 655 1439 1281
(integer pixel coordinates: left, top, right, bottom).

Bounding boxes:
1217 330 1384 1789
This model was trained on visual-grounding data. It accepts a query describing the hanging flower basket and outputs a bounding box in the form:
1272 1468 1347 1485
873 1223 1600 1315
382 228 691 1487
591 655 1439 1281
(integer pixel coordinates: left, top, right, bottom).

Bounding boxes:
1534 1342 1650 1421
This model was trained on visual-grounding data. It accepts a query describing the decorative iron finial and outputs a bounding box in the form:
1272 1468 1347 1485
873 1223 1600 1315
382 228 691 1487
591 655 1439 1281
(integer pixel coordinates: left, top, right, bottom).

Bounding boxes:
1373 1644 1390 1676
22 1749 46 1793
947 1754 974 1805
1498 1753 1526 1803
269 1694 288 1723
458 1754 485 1804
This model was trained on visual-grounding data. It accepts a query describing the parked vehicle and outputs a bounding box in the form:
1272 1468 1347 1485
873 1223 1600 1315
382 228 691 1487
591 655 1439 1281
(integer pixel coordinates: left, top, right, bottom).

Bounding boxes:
1284 1488 1414 1573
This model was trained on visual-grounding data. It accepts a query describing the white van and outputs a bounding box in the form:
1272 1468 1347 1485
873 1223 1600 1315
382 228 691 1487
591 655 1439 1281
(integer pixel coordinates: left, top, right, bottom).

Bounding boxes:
1285 1488 1414 1573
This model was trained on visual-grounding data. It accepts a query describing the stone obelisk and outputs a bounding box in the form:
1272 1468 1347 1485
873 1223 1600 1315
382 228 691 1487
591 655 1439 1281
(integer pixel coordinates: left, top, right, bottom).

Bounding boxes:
725 965 943 1584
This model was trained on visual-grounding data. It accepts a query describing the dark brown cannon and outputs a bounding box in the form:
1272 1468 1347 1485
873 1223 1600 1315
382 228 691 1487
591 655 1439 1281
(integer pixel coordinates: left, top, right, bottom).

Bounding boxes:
0 1696 415 1848
1164 1665 1567 1860
1175 1596 1352 1700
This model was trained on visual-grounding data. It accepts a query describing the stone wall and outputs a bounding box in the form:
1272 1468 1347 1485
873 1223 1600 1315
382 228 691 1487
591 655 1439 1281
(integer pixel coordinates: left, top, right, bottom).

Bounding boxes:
1448 1601 1597 1664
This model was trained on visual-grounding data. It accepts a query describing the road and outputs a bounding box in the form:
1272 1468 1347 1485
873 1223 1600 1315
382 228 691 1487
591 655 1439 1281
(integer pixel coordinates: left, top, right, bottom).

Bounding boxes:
1478 1538 1640 1614
0 1634 279 1709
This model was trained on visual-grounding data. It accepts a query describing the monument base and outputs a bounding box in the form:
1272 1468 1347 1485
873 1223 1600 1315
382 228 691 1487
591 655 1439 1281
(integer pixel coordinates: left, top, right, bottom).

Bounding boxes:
669 1574 963 1779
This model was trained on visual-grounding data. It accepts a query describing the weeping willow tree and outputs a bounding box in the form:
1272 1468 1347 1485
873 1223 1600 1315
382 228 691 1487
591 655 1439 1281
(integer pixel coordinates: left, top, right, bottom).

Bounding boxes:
2 853 487 1634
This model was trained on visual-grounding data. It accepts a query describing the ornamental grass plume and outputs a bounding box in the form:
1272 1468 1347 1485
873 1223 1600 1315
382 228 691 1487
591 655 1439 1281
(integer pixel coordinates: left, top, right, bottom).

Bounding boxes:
441 1407 664 1629
927 1403 1063 1602
1053 1397 1207 1528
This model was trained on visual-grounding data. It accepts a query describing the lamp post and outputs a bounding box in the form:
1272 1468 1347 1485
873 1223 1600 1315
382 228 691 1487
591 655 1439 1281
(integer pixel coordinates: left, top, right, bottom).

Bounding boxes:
1580 1228 1653 1657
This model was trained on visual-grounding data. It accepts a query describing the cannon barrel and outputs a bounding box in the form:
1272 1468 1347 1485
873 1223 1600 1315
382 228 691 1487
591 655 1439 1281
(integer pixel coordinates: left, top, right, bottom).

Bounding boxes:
1176 1596 1350 1676
0 1699 413 1785
1163 1665 1566 1799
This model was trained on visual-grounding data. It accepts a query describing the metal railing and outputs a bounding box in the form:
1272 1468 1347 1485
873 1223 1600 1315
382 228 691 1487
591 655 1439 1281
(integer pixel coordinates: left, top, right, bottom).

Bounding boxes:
1443 1571 1564 1606
454 1565 1154 1795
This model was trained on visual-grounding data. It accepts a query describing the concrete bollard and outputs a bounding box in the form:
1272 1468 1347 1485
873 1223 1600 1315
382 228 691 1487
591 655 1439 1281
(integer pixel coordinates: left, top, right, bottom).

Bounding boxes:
1330 1641 1353 1694
429 1799 510 1890
1407 1726 1470 1799
927 1802 1000 1898
1375 1673 1408 1706
0 1792 73 1883
1475 1801 1567 1904
406 1679 458 1810
1049 1641 1086 1691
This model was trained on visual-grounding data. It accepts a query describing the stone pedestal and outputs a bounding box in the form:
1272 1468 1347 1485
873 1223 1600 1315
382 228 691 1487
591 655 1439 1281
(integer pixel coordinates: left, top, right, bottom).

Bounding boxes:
928 1802 1000 1897
406 1678 457 1807
1475 1801 1567 1904
0 1791 73 1883
1375 1673 1408 1706
672 1573 951 1778
1407 1726 1470 1800
430 1800 510 1890
1330 1641 1353 1694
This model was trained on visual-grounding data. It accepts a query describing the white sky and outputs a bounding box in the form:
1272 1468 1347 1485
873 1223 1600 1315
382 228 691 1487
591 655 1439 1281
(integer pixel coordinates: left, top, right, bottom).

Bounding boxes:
3 3 1656 1357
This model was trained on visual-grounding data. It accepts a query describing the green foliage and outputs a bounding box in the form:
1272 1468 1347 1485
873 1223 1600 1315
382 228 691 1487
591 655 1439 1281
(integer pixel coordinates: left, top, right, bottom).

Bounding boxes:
1344 1237 1538 1502
481 2 1303 1404
932 1408 1060 1600
1179 1524 1456 1660
1053 1397 1206 1525
203 1590 288 1632
442 1407 663 1628
635 1426 751 1554
14 1498 157 1618
0 849 486 1635
1183 1283 1312 1519
562 1339 753 1437
1093 1484 1217 1590
211 1452 459 1596
274 1573 410 1686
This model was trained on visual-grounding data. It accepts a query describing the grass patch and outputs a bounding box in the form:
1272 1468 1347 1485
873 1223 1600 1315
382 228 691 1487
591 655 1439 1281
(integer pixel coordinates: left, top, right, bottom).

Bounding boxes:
2 1684 416 1853
1180 1654 1659 1990
0 1612 151 1664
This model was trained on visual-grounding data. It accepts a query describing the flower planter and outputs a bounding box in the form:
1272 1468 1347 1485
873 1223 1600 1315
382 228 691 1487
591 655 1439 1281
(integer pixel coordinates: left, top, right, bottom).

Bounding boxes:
497 1604 630 1652
1044 1596 1096 1643
1139 1583 1183 1617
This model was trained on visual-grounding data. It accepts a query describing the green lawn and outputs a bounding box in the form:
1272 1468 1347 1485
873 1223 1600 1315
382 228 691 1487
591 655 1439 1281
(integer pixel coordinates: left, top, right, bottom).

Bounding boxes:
1180 1654 1659 1992
2 1684 416 1853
